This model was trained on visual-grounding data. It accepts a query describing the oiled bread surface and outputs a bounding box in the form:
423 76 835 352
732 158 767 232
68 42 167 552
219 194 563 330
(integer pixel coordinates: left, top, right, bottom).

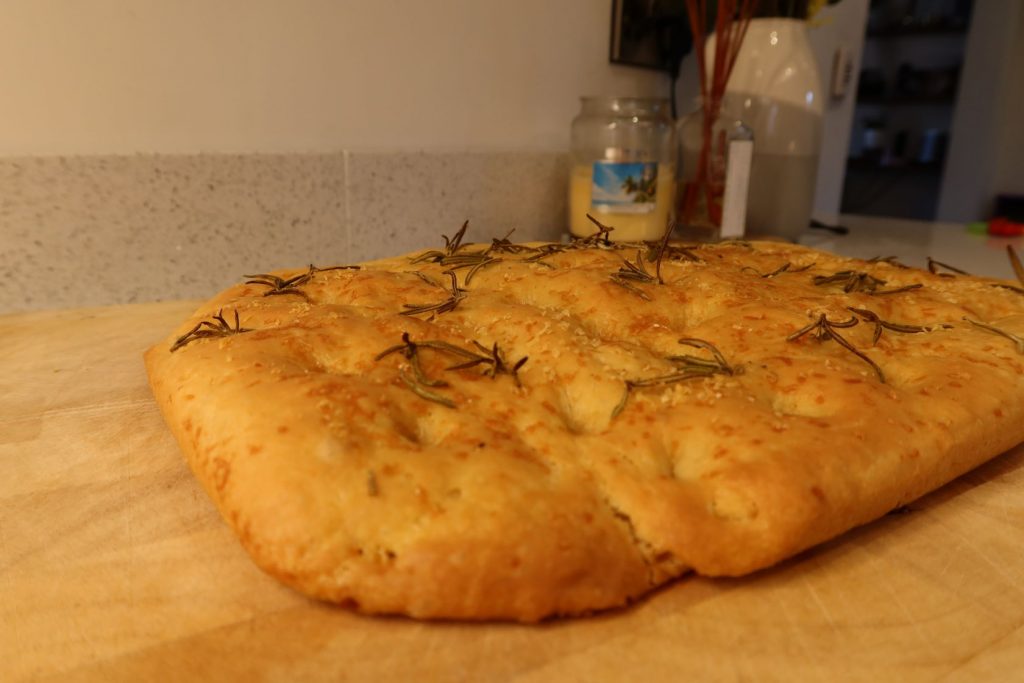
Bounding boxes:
144 238 1024 621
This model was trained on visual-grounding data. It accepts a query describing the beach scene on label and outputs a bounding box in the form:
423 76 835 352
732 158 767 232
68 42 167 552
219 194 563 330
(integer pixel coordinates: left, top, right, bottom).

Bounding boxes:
591 161 658 214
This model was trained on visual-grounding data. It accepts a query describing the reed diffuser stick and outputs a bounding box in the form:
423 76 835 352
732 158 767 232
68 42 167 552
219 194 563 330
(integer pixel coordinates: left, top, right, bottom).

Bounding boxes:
681 0 759 228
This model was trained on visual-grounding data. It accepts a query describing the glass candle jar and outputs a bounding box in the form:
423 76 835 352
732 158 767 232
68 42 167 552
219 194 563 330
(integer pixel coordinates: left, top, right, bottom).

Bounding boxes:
568 97 676 242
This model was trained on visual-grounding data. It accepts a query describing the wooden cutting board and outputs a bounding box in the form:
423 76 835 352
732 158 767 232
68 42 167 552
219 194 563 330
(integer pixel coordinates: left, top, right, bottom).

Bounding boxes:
2 301 1023 682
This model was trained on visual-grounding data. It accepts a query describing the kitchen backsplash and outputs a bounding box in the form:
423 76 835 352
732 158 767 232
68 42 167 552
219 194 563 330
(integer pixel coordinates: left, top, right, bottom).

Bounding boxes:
0 151 568 314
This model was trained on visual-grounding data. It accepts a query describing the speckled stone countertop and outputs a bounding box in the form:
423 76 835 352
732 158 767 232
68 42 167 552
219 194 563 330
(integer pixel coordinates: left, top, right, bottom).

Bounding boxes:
0 151 568 314
5 154 1017 315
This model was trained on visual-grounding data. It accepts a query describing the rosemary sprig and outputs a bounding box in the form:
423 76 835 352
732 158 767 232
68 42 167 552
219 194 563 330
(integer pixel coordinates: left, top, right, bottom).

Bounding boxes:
991 241 1024 294
413 270 443 288
409 220 474 264
744 262 790 278
611 388 631 419
431 253 486 266
399 368 456 408
659 243 702 263
376 333 528 389
574 213 615 246
463 256 503 284
668 338 739 375
415 250 495 270
376 333 458 408
442 220 470 254
616 251 656 280
652 219 674 284
452 341 529 387
170 309 249 352
406 223 508 278
613 338 735 418
787 313 885 382
847 306 948 345
812 270 887 293
486 229 537 255
609 245 680 300
244 263 360 300
963 317 1024 354
374 332 451 387
245 273 312 299
871 283 924 295
314 264 362 274
743 262 815 278
612 369 717 418
400 271 466 318
522 243 567 268
867 255 910 269
927 257 969 277
625 368 723 388
1008 245 1024 285
376 333 481 364
812 270 922 296
609 276 652 300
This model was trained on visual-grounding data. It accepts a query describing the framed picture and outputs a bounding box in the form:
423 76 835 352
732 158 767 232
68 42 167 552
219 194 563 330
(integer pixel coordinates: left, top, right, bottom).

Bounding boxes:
609 0 691 73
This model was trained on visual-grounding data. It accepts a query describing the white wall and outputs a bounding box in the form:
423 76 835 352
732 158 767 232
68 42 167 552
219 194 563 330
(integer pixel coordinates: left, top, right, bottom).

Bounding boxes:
0 0 668 155
806 0 870 225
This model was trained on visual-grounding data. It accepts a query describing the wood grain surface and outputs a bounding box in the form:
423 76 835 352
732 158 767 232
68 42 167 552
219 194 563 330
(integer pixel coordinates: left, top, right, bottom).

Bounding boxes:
1 301 1022 682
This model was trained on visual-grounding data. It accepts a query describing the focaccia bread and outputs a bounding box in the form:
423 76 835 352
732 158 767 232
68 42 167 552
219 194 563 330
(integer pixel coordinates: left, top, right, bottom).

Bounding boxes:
144 225 1024 621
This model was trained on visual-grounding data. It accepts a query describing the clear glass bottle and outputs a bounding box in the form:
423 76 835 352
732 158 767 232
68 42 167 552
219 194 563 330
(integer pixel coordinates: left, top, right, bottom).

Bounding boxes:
714 18 823 242
676 101 753 242
568 97 676 242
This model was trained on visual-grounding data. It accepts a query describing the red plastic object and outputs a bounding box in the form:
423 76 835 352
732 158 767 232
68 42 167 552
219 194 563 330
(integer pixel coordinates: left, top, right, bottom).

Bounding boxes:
989 217 1024 236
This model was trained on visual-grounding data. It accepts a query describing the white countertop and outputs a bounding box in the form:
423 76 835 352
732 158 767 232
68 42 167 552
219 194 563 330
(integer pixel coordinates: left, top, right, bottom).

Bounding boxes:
799 214 1023 280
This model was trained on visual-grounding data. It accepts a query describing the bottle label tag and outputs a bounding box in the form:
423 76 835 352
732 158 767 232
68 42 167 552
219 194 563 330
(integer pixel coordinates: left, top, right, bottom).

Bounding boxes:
590 161 658 214
720 140 753 238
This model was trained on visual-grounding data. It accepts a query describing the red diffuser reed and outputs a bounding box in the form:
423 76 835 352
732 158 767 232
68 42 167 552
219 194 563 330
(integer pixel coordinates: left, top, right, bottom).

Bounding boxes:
680 0 758 230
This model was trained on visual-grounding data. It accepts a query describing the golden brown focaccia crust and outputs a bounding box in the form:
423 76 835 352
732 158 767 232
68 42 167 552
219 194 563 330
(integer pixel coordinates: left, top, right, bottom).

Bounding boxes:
145 232 1024 622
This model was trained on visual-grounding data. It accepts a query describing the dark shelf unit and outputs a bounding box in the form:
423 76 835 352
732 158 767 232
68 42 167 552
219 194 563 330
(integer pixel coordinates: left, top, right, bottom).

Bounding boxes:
846 158 943 173
842 1 973 221
841 160 943 220
856 95 956 106
866 25 968 38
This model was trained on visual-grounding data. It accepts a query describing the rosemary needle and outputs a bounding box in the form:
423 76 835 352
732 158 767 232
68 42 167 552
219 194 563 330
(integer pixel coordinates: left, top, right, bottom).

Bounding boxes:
927 257 969 277
613 338 734 418
963 317 1024 354
399 368 456 408
787 313 885 382
170 309 249 352
1008 245 1024 286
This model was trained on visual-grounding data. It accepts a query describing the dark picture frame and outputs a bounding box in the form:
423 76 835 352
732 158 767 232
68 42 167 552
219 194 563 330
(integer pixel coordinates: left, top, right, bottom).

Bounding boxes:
609 0 691 74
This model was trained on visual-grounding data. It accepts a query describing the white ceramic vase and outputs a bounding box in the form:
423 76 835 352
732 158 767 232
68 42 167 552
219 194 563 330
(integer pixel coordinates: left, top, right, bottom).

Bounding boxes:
706 18 824 240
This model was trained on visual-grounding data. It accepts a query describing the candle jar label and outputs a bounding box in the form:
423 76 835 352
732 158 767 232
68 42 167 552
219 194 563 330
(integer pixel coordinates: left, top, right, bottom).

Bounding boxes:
591 161 658 215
